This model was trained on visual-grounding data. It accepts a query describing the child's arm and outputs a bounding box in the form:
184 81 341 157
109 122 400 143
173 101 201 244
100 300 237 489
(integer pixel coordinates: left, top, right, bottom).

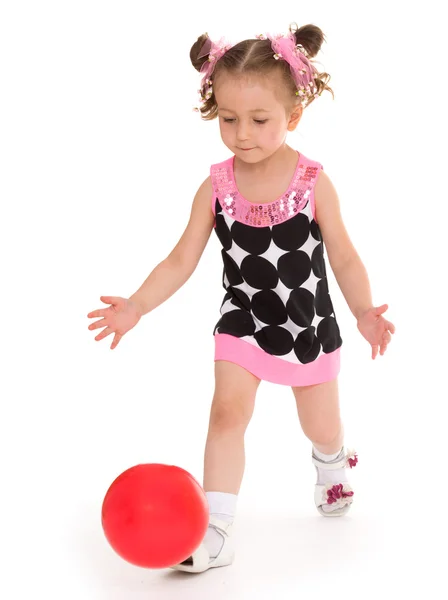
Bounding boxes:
130 176 214 316
314 170 373 320
315 171 395 358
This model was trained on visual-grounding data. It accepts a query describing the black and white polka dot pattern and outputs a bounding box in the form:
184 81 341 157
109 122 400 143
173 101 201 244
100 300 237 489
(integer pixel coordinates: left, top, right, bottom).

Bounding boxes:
212 156 342 365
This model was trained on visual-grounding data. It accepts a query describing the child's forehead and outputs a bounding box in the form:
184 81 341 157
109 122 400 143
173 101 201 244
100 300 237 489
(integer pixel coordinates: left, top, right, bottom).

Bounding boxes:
215 73 284 110
216 71 281 93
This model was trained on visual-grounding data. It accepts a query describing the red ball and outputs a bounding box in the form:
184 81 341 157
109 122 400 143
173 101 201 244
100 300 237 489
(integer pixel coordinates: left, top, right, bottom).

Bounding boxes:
101 464 209 569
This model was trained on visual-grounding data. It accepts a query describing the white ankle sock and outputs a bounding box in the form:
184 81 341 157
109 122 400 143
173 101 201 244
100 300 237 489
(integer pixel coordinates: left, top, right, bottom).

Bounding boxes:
313 446 348 484
203 491 237 558
313 447 342 462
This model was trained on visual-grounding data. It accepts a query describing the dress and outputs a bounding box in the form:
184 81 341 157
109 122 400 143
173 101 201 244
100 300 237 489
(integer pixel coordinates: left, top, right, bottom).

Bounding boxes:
210 150 343 386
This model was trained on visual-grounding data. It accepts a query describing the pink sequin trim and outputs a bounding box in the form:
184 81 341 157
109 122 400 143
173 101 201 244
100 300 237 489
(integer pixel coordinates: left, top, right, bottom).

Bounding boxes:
211 153 321 227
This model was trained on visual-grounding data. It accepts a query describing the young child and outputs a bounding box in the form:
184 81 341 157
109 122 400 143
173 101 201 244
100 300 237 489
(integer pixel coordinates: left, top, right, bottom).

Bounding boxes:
87 23 395 573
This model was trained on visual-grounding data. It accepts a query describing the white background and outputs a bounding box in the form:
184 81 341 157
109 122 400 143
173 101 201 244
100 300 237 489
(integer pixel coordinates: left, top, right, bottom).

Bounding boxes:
1 1 447 598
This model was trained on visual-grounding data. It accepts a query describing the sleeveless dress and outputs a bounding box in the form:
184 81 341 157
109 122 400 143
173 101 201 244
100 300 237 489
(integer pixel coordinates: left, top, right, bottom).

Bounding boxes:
210 150 343 386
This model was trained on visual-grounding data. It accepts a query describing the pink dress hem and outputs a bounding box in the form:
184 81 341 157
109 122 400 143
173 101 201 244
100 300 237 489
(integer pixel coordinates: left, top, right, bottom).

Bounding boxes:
214 333 340 386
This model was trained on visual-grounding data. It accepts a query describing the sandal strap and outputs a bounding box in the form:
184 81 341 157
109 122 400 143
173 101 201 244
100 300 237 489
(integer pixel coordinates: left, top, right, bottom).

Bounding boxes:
311 447 357 470
170 516 234 571
209 514 233 536
186 541 211 568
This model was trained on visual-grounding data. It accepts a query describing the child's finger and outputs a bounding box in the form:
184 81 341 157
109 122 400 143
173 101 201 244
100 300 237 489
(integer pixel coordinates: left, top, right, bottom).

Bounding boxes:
386 321 396 334
100 296 119 305
372 344 379 359
95 327 113 341
380 330 392 354
87 308 107 319
375 304 388 316
88 318 107 330
111 333 122 349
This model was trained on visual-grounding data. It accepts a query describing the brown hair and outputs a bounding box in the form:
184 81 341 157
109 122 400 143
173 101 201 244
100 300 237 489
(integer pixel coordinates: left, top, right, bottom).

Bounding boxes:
190 23 334 120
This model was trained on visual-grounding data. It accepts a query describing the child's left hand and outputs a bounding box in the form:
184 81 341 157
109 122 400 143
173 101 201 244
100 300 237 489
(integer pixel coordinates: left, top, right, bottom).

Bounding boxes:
357 304 396 360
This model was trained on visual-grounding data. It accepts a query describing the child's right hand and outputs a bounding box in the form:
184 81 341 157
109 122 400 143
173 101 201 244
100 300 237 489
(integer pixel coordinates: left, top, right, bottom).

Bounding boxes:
87 296 142 349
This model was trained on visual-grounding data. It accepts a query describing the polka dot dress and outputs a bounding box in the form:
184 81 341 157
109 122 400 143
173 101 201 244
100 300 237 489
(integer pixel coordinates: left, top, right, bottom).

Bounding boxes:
211 151 343 386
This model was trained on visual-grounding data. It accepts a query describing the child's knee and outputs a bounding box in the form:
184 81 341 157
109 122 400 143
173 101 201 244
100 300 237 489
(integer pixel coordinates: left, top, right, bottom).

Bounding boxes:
208 394 255 432
303 421 344 446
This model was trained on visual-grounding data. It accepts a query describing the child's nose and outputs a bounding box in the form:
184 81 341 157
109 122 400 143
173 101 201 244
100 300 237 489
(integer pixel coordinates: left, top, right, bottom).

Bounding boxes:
236 122 250 141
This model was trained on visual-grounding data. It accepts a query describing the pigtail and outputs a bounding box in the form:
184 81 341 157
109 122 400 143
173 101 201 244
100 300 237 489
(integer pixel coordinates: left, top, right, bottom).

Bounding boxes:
289 23 324 59
290 22 334 104
190 33 212 72
190 33 218 121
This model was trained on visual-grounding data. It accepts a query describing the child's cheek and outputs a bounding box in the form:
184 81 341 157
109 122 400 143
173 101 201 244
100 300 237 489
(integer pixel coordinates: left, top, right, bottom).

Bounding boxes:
267 125 284 145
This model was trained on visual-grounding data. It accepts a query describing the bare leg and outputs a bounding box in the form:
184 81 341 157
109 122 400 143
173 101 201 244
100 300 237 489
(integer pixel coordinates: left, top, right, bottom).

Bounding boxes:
172 361 261 570
292 377 354 515
291 377 344 454
203 360 261 494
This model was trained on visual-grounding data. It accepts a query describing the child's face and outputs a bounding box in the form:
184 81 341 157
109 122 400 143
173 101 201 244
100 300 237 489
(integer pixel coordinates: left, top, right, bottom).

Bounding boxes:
214 72 301 163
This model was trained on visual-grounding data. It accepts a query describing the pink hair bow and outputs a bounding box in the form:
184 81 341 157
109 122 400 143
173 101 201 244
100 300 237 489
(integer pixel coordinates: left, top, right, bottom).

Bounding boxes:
258 32 319 100
197 37 232 100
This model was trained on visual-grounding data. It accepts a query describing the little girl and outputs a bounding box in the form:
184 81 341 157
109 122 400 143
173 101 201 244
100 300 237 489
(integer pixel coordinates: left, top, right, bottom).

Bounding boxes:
87 23 395 573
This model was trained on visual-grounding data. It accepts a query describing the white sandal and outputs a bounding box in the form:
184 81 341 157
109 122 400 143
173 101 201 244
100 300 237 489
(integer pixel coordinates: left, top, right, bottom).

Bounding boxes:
312 447 358 517
169 515 235 573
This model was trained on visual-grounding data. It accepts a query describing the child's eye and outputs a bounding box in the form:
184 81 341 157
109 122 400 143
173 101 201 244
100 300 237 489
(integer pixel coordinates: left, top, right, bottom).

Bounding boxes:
221 118 267 124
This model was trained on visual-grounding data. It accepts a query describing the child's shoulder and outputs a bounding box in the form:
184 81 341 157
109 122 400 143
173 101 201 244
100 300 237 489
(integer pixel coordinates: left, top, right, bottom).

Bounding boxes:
210 155 233 172
297 150 323 170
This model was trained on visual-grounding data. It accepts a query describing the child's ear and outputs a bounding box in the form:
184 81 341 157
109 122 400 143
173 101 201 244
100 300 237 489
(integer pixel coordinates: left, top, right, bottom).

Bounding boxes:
287 104 303 131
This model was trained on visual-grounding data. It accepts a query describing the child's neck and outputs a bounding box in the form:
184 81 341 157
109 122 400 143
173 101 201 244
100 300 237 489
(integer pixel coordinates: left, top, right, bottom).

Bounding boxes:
234 144 297 178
